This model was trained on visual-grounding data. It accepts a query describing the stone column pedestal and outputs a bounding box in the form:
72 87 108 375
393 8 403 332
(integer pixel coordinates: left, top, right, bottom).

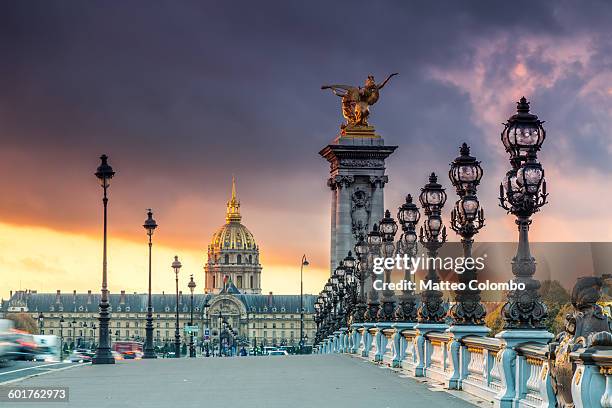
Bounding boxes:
320 127 397 275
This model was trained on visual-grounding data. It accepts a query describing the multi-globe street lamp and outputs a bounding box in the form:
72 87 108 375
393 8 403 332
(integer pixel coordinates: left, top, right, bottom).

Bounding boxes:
417 173 448 324
351 236 369 325
92 154 116 365
499 97 548 329
377 210 398 321
395 195 420 321
171 256 182 357
448 143 486 326
364 224 382 322
299 254 309 354
188 274 196 358
143 209 158 359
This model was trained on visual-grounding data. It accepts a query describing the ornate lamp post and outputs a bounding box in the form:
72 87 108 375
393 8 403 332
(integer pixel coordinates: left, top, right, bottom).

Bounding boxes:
342 252 357 323
499 97 548 330
395 195 420 322
38 312 44 335
448 143 486 326
299 254 309 354
364 224 382 321
417 173 448 324
172 256 182 358
188 275 196 358
377 210 398 321
351 237 369 324
142 209 158 359
92 154 116 364
59 315 65 361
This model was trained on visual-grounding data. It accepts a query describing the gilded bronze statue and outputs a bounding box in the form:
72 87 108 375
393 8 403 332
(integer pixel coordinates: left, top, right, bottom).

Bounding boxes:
322 73 398 128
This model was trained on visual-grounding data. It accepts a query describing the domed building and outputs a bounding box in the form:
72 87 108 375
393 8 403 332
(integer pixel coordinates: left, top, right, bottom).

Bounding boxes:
2 177 317 355
205 178 262 294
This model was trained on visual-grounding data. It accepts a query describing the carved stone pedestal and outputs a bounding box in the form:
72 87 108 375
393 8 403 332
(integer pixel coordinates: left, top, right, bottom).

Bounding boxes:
320 126 397 273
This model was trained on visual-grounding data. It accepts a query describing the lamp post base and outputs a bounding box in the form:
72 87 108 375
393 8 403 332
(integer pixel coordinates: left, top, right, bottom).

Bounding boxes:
92 348 115 365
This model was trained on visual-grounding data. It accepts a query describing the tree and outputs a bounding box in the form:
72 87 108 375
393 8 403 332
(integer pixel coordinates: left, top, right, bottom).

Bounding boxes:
540 280 571 334
484 303 505 337
6 313 38 333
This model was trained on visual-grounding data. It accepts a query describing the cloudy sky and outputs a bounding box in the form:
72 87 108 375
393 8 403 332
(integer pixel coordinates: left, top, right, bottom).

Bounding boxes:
1 1 611 298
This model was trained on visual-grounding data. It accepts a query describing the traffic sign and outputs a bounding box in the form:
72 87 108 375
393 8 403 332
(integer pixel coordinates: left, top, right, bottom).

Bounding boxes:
184 325 199 333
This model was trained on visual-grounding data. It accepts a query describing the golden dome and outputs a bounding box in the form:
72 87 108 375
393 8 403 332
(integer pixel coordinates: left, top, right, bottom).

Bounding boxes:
210 177 257 251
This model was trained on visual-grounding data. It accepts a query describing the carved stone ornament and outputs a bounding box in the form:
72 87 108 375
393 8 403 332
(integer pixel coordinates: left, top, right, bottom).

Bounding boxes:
549 276 612 408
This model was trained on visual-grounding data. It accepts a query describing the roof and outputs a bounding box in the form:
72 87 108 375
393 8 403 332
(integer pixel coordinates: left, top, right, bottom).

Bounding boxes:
2 291 317 314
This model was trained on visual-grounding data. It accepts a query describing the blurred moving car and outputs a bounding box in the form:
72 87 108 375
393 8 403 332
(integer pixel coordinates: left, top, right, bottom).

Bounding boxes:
68 350 92 362
33 335 61 362
12 331 38 360
268 350 288 356
111 351 123 360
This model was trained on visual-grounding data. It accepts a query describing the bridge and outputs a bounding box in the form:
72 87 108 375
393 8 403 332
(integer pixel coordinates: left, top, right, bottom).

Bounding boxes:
2 355 479 408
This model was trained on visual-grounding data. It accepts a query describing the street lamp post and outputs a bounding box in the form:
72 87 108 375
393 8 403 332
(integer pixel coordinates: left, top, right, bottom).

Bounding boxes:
188 275 196 358
448 143 486 326
38 312 44 335
59 316 64 361
498 97 549 330
172 256 182 358
395 195 420 322
71 319 77 348
377 210 398 321
417 173 448 324
92 154 116 365
352 237 369 324
299 254 309 354
364 223 382 321
143 209 158 359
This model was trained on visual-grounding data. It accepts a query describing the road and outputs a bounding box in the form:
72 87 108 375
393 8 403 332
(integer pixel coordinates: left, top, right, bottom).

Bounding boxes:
2 355 479 408
0 361 82 384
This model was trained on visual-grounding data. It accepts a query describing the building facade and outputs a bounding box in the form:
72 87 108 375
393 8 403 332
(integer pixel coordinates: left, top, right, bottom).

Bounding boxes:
1 179 315 351
1 289 316 350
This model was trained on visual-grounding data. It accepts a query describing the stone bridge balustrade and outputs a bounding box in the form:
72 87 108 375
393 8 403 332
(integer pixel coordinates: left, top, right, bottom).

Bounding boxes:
316 327 612 408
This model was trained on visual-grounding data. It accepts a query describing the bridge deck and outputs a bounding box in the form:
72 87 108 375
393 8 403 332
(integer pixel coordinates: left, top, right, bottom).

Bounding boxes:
9 355 478 408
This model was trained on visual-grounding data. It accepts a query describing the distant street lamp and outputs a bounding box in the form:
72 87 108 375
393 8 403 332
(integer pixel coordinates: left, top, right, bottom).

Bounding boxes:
417 173 448 324
59 315 65 361
71 318 77 347
395 195 420 321
352 236 369 324
299 254 309 354
92 154 116 365
364 223 382 321
143 209 158 359
378 210 398 321
172 256 182 358
188 275 196 358
38 312 44 335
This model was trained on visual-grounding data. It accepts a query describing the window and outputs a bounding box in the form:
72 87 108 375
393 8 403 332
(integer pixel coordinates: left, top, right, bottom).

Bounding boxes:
250 275 254 288
237 254 242 264
212 275 216 288
249 255 253 263
50 329 54 335
237 276 243 288
253 331 256 338
224 254 229 264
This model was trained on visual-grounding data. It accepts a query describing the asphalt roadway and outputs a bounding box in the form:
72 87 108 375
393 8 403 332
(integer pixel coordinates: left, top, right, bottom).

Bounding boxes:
1 355 482 408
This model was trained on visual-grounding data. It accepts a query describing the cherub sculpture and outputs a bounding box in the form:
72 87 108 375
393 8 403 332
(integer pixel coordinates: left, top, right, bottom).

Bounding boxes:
322 73 398 128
